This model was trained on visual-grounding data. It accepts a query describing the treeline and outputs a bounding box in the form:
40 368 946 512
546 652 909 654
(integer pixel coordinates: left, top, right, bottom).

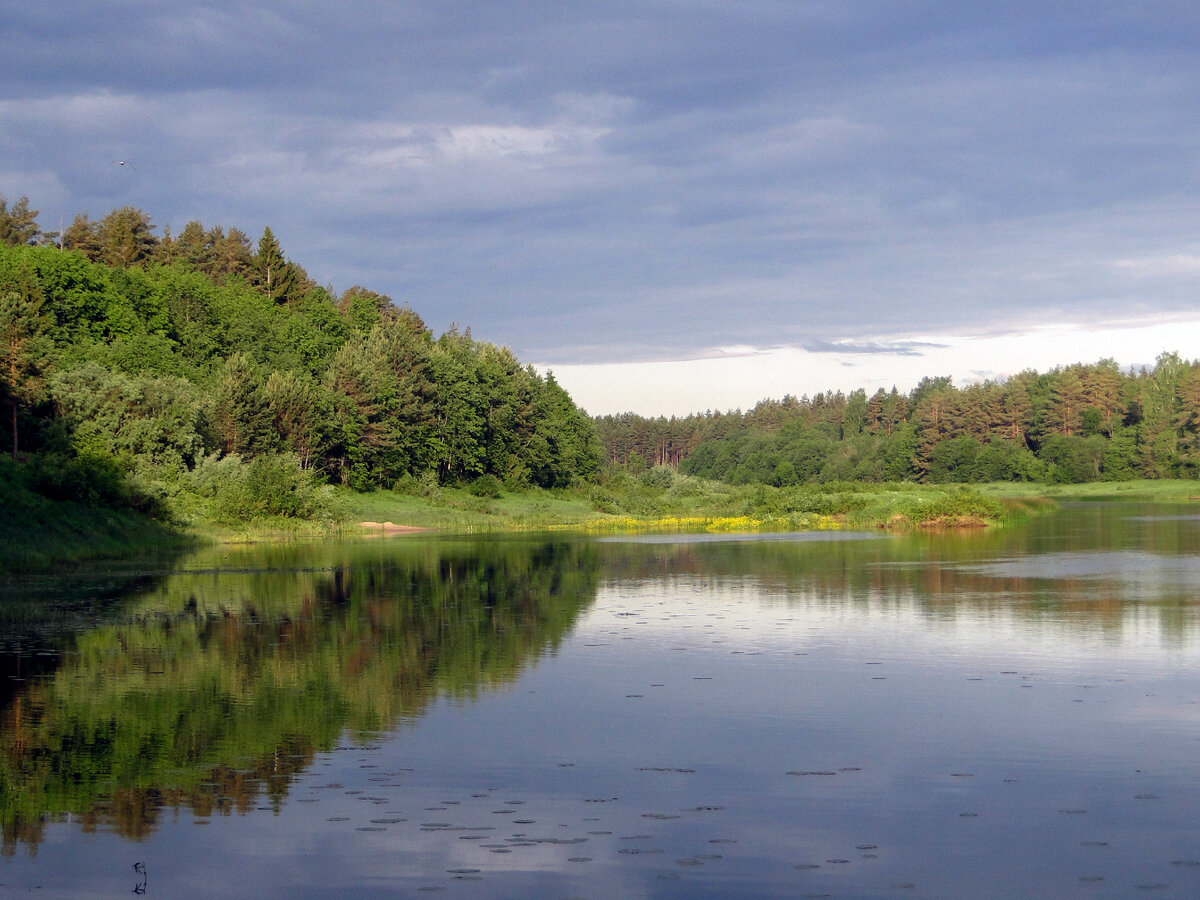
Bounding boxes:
597 356 1200 485
0 195 599 522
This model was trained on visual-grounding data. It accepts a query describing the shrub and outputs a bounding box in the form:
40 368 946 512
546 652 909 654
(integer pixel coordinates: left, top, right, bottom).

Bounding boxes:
188 452 331 522
909 489 1004 523
639 466 676 490
467 473 503 498
25 451 132 508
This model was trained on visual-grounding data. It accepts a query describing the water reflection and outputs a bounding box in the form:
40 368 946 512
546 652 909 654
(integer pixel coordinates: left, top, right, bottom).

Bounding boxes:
0 538 598 852
606 503 1200 626
2 504 1200 898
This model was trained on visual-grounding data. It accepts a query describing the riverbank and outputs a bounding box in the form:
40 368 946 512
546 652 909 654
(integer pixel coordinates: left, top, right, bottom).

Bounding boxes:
976 479 1200 502
9 473 1200 573
211 476 1200 541
240 474 1025 540
0 479 193 572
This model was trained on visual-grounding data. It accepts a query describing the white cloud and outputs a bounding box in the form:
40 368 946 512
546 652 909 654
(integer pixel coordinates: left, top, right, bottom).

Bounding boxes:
547 315 1200 417
0 90 146 131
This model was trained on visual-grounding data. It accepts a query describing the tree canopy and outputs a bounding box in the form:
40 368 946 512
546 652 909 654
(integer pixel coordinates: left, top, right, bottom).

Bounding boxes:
597 356 1200 486
0 197 601 521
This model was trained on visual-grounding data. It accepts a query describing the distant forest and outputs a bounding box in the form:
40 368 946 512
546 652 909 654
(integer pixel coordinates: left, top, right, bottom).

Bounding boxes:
596 355 1200 485
0 195 599 518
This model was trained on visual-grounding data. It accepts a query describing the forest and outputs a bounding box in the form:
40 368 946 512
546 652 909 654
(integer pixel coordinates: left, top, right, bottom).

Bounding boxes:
596 355 1200 486
4 190 1200 546
0 195 600 525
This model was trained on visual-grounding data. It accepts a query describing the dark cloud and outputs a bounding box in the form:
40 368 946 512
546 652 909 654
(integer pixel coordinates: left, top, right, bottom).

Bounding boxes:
3 2 1200 365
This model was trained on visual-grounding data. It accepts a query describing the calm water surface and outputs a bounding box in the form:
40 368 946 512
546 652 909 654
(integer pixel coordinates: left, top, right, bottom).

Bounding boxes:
2 502 1200 898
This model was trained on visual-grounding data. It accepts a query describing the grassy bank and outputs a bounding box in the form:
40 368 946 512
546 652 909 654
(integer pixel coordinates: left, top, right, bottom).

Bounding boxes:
123 471 1023 548
976 479 1200 502
330 474 1200 537
0 479 193 572
328 470 1018 536
14 468 1200 572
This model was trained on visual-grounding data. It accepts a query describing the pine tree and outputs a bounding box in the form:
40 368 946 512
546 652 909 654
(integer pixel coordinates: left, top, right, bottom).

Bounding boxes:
994 374 1034 446
0 195 42 246
1081 359 1123 435
1173 365 1200 472
210 227 254 279
211 353 276 457
265 370 328 469
865 388 886 434
1045 368 1086 436
174 220 215 270
61 213 102 259
254 227 299 303
99 207 157 267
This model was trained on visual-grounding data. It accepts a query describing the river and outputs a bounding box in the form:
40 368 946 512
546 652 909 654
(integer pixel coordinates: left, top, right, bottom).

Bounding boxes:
2 502 1199 898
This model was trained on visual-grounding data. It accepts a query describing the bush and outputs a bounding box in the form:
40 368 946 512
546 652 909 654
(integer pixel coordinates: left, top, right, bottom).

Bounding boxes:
666 473 706 498
640 466 676 490
587 484 621 514
188 452 331 522
910 489 1004 523
467 473 503 498
24 451 131 507
390 470 442 499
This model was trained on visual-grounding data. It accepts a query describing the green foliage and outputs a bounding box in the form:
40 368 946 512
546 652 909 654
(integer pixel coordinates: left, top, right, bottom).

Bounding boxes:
0 198 602 537
1039 434 1106 483
49 362 206 469
620 354 1200 488
208 352 276 457
24 450 133 506
188 452 332 522
99 207 157 267
467 473 503 498
325 311 438 486
1101 426 1140 481
926 435 978 482
640 465 676 489
906 488 1006 524
0 194 43 246
253 226 303 304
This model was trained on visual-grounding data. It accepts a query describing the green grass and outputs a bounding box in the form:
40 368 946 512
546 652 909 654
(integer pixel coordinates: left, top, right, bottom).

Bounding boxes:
975 479 1200 502
335 484 608 533
0 480 193 572
321 473 1017 536
15 469 1200 571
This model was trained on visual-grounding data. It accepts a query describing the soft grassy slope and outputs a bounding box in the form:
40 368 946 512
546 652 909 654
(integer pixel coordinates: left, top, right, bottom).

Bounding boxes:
0 479 189 572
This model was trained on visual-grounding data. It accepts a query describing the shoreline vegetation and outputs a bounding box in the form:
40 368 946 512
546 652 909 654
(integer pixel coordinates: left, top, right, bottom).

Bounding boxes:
4 195 1200 572
7 471 1200 573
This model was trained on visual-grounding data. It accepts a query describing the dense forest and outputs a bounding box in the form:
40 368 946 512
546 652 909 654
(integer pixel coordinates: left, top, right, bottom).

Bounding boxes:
0 195 600 522
596 356 1200 485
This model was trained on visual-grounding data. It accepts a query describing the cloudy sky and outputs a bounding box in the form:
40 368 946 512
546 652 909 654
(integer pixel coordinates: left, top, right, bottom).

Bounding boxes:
4 2 1200 415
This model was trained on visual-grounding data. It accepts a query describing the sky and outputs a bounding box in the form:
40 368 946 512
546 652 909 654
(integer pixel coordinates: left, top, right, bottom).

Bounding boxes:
3 1 1200 416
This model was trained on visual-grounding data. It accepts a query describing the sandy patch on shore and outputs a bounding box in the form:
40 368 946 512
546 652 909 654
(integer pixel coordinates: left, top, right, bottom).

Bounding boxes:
358 521 429 534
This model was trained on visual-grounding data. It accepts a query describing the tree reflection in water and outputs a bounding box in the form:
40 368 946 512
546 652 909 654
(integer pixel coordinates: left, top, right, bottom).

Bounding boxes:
0 537 599 852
